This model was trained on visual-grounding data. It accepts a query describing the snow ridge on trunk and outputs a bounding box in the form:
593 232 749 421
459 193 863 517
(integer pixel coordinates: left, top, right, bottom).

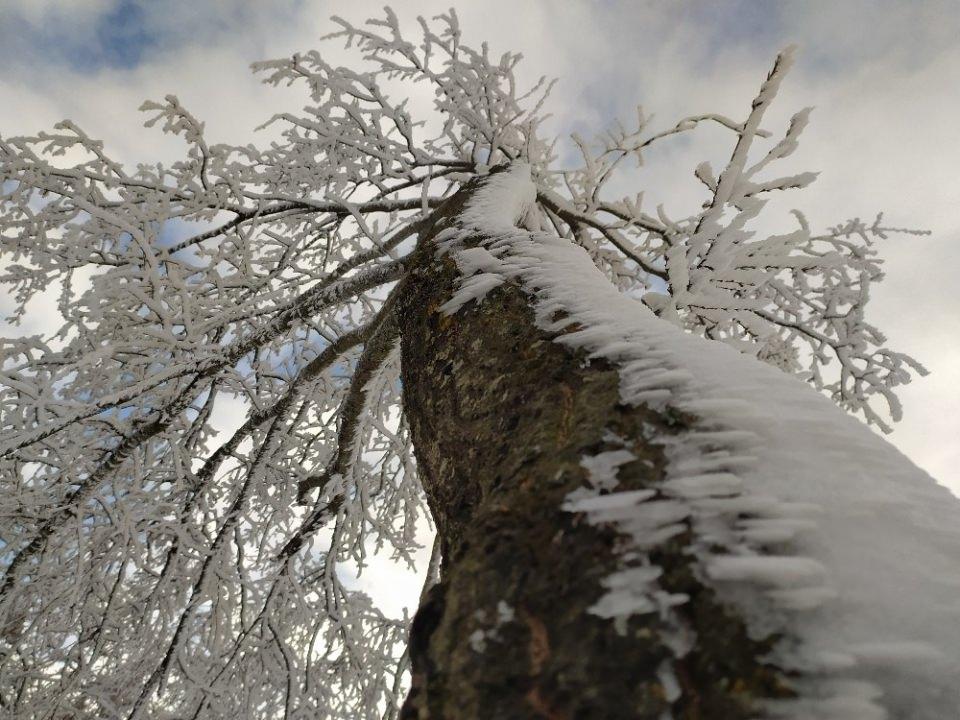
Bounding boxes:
440 163 960 720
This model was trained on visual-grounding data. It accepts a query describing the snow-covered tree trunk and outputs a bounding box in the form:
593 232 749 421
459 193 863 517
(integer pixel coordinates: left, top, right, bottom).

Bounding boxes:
3 12 955 718
396 183 789 719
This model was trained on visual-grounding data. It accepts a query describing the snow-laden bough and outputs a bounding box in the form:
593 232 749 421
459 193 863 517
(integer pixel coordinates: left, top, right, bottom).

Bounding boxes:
439 162 960 720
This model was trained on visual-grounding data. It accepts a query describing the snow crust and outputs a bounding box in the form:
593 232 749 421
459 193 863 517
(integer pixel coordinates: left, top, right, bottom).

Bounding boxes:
440 164 960 719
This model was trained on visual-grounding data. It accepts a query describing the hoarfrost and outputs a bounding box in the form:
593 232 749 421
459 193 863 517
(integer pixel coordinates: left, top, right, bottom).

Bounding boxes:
0 10 938 717
450 162 960 719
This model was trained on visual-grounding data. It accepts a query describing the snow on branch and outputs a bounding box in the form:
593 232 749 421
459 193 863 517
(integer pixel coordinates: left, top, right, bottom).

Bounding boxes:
542 46 927 432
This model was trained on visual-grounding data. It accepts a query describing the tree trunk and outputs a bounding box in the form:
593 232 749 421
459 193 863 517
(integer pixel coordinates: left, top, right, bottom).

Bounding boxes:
396 184 791 719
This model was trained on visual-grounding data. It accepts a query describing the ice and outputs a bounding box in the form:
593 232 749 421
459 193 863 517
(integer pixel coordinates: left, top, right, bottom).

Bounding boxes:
706 555 827 588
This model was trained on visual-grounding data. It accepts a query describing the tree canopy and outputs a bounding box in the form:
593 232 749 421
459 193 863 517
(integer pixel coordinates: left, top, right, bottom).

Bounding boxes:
0 8 930 719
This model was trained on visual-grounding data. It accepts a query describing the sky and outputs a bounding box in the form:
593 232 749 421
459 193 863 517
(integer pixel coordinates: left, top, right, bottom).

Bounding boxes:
1 0 958 611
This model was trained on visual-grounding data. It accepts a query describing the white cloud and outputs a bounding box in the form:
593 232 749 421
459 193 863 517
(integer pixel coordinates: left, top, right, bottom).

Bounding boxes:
0 0 115 27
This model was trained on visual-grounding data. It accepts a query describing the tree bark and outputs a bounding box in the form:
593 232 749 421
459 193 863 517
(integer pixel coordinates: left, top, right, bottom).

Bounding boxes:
397 183 791 719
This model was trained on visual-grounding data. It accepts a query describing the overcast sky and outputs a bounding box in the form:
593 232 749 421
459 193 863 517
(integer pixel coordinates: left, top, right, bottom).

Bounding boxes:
1 0 957 609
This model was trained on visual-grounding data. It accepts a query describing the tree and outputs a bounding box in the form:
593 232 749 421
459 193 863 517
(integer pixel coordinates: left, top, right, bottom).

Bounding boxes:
1 8 957 720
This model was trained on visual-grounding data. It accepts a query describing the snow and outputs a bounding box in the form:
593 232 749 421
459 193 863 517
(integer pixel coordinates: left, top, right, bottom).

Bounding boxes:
468 600 517 654
706 555 828 588
456 163 537 233
441 163 960 719
580 448 637 492
437 272 505 315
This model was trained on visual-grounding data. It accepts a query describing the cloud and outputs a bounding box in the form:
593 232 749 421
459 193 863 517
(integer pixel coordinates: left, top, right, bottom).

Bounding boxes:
0 0 114 27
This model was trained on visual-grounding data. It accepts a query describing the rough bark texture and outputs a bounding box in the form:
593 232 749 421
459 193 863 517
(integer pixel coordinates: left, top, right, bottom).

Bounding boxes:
397 184 791 719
